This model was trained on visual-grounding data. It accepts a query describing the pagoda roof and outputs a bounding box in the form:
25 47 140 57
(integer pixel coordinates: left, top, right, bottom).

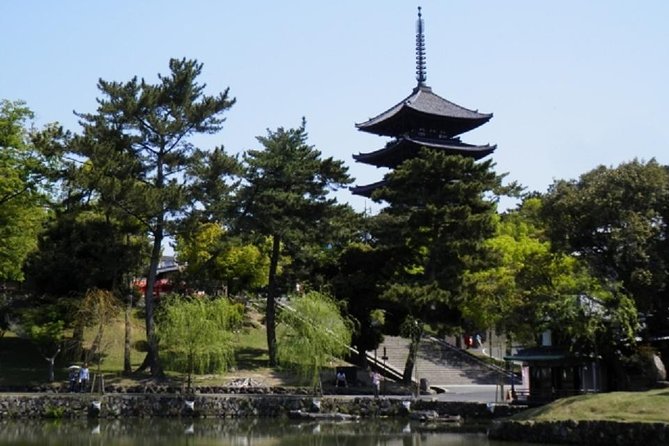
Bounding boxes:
350 180 386 199
356 85 492 138
353 135 495 168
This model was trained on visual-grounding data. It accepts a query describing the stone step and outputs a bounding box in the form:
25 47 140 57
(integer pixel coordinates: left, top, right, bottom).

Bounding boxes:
370 336 509 386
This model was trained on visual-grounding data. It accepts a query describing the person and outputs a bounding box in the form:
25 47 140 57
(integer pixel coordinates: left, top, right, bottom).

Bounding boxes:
68 367 79 392
475 333 482 348
370 370 381 398
79 363 90 393
336 370 347 388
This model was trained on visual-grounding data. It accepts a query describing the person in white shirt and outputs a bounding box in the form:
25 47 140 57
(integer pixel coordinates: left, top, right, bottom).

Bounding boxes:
78 363 90 392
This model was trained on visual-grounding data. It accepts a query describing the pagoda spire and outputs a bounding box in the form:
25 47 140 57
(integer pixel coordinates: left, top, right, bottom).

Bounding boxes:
415 6 427 86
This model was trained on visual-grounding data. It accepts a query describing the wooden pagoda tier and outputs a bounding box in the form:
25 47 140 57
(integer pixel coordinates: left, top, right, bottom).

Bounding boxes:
353 135 496 169
356 84 492 139
351 85 497 197
351 7 497 198
350 180 385 198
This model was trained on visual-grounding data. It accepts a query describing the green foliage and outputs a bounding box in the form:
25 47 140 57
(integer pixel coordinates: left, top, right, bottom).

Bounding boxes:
372 151 515 329
13 299 69 381
77 288 123 364
237 119 354 366
158 295 242 386
330 242 388 360
43 405 65 419
71 58 237 375
0 100 49 281
27 320 65 352
238 120 355 274
175 222 269 295
277 291 352 388
16 301 68 353
463 197 639 354
541 159 669 337
24 209 147 297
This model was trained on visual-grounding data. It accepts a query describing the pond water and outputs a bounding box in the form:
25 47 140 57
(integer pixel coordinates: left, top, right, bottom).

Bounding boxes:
0 418 548 446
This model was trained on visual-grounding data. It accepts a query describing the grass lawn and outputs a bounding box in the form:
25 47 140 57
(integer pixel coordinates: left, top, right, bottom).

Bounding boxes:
512 388 669 424
0 306 306 388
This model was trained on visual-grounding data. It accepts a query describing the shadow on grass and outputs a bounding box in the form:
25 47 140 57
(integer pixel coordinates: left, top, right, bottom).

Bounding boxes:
0 337 59 386
235 347 269 370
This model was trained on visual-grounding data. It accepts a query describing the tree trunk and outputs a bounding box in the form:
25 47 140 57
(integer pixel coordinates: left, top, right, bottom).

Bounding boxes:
187 352 193 392
266 233 281 367
123 293 133 375
71 319 85 362
44 347 61 382
89 322 105 361
137 227 164 377
402 328 423 385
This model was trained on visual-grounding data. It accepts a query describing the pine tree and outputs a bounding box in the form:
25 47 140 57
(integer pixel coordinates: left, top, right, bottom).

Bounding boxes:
72 58 235 376
237 120 352 366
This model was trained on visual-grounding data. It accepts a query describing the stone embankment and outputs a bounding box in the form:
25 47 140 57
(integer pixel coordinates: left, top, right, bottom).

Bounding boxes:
489 419 669 446
0 391 524 420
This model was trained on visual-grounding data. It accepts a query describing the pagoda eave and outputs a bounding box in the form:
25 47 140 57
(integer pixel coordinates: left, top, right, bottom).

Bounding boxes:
356 85 493 138
356 108 491 138
350 180 386 198
353 137 496 168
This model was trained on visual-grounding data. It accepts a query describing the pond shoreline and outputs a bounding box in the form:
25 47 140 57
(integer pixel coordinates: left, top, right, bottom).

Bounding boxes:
0 392 523 421
489 419 669 446
2 392 666 445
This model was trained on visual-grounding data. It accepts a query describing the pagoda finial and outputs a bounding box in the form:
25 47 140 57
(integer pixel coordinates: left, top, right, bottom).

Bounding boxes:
415 6 427 86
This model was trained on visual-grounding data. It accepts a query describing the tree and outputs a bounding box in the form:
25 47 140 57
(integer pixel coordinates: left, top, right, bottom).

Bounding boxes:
157 295 243 390
72 58 236 376
175 222 269 296
463 197 638 358
277 291 352 389
370 150 518 382
13 299 71 382
541 159 669 338
76 288 122 368
25 208 147 297
0 100 50 281
236 120 353 366
461 198 548 342
331 241 388 366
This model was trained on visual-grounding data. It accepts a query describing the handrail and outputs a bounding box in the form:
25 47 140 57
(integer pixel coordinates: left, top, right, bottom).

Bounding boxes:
426 335 518 382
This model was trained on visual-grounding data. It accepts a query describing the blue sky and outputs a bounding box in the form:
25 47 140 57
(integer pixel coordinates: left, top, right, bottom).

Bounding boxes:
2 1 668 214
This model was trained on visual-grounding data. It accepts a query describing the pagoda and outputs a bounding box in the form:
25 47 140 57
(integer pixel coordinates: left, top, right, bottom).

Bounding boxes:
351 7 496 197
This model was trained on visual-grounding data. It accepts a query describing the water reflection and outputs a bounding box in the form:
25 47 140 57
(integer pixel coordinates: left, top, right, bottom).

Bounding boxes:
0 418 543 446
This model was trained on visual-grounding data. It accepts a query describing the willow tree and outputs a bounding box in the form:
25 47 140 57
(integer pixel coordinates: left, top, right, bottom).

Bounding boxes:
76 288 122 369
72 58 236 376
277 291 352 390
157 296 243 390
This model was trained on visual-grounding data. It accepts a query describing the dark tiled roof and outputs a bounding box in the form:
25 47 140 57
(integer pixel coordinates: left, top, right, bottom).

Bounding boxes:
353 135 496 168
356 85 493 137
504 347 570 363
350 180 386 198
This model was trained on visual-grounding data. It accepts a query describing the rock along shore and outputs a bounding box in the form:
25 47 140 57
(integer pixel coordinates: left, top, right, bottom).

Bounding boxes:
488 419 669 446
0 390 523 420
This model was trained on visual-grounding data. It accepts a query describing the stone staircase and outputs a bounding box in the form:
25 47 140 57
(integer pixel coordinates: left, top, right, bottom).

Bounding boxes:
369 336 511 386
